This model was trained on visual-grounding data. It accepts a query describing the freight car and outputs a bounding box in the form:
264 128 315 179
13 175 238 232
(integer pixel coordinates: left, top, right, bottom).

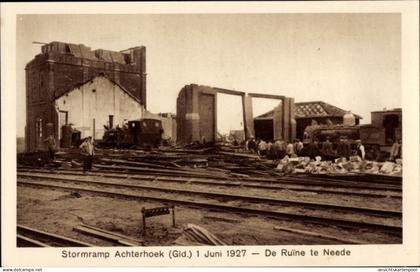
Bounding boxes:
303 109 402 159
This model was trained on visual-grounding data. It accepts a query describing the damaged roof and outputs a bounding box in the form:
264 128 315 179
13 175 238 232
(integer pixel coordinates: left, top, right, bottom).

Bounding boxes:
255 101 362 119
40 41 130 65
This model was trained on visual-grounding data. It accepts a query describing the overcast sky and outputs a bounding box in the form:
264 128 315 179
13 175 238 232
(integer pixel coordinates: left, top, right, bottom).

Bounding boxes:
16 13 401 136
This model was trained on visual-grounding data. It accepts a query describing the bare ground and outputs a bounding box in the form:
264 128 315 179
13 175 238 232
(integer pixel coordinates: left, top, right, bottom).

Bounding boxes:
17 184 401 246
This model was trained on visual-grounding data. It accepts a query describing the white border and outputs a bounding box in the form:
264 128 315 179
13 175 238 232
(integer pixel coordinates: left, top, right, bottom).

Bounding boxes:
1 1 419 267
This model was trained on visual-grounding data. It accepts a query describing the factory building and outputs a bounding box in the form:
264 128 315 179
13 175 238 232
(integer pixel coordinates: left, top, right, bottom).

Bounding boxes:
25 41 146 151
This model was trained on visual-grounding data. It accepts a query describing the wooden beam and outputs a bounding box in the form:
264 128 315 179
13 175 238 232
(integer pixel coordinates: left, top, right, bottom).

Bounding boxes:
248 93 286 100
214 87 245 96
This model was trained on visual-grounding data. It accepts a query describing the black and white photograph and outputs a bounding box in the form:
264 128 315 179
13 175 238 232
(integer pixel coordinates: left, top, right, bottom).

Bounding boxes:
1 1 419 268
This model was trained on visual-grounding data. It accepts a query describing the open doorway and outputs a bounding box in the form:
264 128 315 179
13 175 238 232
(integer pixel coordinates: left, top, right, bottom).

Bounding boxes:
383 114 399 144
252 97 282 141
216 93 244 143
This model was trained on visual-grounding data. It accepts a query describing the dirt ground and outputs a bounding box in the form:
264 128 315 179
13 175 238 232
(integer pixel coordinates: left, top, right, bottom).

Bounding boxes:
17 184 401 246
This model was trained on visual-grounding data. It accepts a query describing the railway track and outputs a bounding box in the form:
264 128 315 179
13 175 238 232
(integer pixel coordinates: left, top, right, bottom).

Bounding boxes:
17 172 402 235
304 173 402 185
17 225 95 247
17 167 402 199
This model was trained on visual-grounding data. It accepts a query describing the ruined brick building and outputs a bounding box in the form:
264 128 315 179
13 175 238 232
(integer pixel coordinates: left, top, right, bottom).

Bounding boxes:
25 41 146 151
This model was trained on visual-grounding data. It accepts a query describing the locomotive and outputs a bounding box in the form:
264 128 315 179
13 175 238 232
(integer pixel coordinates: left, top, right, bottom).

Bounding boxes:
303 109 402 160
101 118 164 148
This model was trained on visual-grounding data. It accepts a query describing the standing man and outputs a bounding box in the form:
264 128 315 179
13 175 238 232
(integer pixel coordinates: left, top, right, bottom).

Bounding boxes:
337 137 351 160
355 140 366 160
294 139 304 156
306 139 321 160
247 137 257 153
266 141 275 159
389 139 402 161
79 136 95 172
321 137 334 160
258 139 268 156
286 141 295 157
43 134 56 161
273 138 287 159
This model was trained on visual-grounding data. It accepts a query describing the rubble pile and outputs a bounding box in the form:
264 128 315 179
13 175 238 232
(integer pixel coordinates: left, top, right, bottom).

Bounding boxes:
275 156 402 177
17 144 402 178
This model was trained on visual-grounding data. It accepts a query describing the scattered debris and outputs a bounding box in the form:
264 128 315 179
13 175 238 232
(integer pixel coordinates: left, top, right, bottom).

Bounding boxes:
173 224 226 246
275 155 402 177
18 144 402 178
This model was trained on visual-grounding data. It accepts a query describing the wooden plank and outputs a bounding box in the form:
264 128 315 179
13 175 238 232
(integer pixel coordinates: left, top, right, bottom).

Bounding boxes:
218 151 260 159
169 162 182 168
248 93 286 100
213 87 245 96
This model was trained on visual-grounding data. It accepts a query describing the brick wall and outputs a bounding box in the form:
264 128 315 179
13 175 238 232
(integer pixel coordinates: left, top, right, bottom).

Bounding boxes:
25 42 146 151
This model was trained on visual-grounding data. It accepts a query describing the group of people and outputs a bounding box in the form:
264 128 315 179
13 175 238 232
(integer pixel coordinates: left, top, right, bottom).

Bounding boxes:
43 134 95 173
244 136 400 162
245 137 305 160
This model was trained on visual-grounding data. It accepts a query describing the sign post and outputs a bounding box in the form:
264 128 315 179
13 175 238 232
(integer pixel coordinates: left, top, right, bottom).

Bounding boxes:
141 205 175 236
